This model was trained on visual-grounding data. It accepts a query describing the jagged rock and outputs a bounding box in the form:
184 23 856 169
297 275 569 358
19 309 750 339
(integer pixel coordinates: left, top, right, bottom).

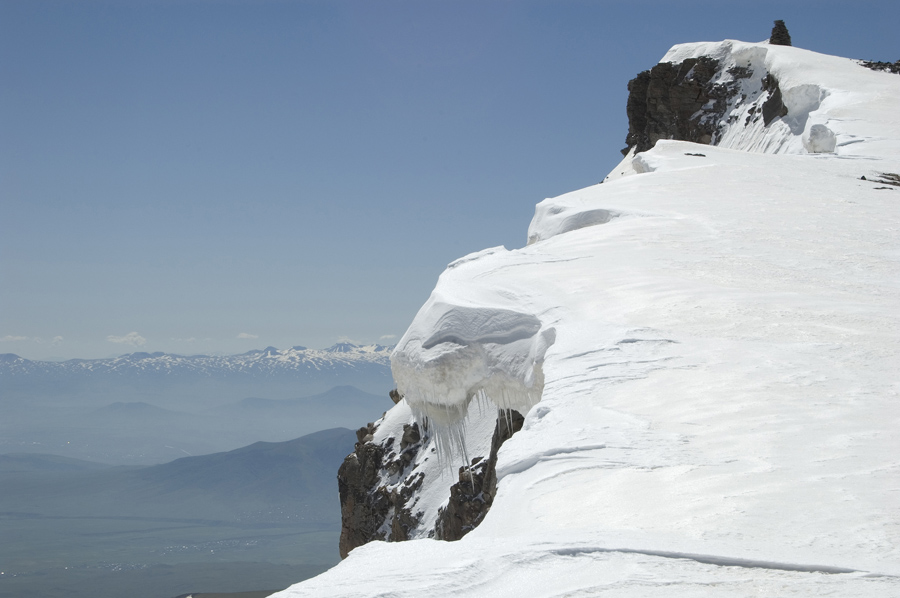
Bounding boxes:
337 404 525 555
769 20 792 46
355 422 376 443
337 417 426 558
338 430 390 558
623 57 732 154
761 73 788 125
400 423 420 449
859 59 900 75
435 409 524 541
623 53 789 154
389 388 403 404
389 470 425 541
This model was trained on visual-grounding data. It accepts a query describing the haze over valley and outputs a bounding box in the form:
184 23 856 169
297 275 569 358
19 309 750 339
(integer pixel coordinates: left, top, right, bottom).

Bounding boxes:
1 344 393 464
0 344 393 597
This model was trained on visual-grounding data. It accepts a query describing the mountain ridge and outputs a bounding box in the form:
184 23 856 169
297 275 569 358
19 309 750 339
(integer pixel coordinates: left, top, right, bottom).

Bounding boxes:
0 343 392 378
0 427 357 522
1 343 395 406
273 37 900 597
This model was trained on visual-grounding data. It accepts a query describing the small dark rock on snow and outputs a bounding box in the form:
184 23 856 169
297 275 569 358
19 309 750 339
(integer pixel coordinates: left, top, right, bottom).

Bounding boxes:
859 59 900 75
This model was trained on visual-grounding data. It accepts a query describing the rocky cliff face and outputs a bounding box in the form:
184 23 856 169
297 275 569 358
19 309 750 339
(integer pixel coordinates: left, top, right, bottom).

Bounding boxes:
337 395 523 557
623 50 789 155
337 418 426 558
624 56 724 154
434 409 523 541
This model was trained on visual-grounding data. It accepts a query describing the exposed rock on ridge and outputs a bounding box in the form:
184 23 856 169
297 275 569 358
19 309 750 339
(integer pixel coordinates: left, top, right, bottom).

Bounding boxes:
625 56 722 153
337 418 426 558
860 59 900 75
623 43 801 155
435 409 524 541
337 397 525 557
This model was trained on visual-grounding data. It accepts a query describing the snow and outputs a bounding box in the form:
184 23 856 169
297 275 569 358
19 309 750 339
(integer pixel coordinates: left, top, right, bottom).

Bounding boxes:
805 124 837 153
661 40 900 158
273 40 900 596
391 273 556 430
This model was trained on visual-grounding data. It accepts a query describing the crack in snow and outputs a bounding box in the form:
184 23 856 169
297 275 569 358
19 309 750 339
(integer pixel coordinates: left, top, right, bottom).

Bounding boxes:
551 546 864 575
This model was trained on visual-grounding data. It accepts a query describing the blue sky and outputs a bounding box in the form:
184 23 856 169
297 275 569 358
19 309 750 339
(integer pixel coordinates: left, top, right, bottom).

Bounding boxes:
2 0 898 360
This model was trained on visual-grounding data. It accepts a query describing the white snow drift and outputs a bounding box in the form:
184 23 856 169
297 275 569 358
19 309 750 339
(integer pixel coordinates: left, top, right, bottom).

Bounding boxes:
274 40 900 597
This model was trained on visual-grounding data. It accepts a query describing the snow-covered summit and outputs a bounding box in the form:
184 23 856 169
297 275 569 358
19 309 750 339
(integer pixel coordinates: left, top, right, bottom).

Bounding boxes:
275 40 900 597
662 39 900 156
620 38 900 163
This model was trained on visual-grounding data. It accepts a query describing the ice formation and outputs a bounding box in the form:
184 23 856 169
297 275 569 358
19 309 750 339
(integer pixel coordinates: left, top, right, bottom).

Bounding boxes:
390 256 557 443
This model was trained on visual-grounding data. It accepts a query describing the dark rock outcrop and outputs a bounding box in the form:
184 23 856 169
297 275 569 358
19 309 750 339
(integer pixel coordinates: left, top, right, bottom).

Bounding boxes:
337 421 388 558
337 400 526 557
769 20 792 46
761 73 788 125
337 419 426 558
623 53 789 155
860 59 900 75
623 57 736 154
435 409 524 541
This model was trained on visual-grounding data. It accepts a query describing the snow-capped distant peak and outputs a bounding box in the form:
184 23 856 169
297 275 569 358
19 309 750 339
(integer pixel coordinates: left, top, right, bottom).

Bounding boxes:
0 344 395 380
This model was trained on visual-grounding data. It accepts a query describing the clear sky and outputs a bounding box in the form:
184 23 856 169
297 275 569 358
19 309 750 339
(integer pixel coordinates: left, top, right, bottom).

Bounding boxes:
2 0 898 360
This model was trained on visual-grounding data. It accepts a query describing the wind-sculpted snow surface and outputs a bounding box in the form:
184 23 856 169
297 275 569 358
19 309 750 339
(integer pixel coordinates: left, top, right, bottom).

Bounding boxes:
391 255 557 429
274 40 900 597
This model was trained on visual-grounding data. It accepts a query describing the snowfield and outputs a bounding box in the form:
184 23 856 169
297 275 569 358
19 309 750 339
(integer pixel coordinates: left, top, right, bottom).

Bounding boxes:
274 40 900 596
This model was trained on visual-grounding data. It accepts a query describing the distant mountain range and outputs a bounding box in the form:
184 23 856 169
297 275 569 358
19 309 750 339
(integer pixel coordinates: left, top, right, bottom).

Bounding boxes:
0 343 395 403
1 345 396 465
1 342 391 381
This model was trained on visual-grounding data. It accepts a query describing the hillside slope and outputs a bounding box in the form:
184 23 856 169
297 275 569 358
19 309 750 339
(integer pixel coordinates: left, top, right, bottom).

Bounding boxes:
0 429 358 598
275 40 900 597
0 428 357 522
